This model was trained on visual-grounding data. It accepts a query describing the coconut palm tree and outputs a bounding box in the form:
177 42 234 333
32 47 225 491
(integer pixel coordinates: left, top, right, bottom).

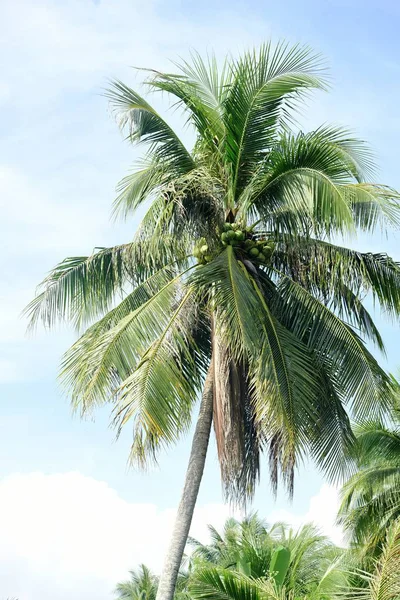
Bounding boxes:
338 417 400 557
115 564 191 600
26 42 400 600
116 565 158 600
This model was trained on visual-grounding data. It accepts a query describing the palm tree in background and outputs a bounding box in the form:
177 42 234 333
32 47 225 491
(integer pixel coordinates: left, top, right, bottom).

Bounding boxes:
189 515 342 595
116 565 158 600
115 517 346 600
189 520 400 600
116 563 191 600
339 416 400 557
26 42 400 600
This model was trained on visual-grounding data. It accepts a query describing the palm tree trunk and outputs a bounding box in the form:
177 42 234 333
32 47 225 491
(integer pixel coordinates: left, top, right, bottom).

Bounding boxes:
155 362 214 600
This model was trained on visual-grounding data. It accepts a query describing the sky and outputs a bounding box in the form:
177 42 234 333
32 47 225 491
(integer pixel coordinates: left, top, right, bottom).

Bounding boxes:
1 0 400 598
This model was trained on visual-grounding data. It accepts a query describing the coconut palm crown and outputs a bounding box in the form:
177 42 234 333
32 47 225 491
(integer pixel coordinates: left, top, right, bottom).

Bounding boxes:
26 42 400 505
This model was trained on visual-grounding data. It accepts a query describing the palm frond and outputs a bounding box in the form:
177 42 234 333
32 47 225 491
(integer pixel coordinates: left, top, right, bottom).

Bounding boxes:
146 52 228 150
342 519 400 600
114 290 208 466
270 237 400 319
272 275 397 420
25 240 189 331
224 42 327 201
112 156 169 220
345 183 400 231
190 567 265 600
107 80 195 171
60 268 192 415
339 419 400 552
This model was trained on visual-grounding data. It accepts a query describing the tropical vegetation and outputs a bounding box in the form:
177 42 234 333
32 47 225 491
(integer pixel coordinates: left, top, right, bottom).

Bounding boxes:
115 515 400 600
26 41 400 600
339 413 400 558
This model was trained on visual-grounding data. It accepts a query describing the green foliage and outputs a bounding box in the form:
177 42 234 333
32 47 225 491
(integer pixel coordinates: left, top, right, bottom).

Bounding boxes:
116 565 158 600
27 41 400 504
189 515 343 595
339 416 400 557
269 546 291 587
340 518 400 600
115 515 400 600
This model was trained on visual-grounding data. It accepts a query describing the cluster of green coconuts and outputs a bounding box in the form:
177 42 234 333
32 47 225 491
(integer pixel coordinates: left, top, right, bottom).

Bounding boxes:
193 222 275 265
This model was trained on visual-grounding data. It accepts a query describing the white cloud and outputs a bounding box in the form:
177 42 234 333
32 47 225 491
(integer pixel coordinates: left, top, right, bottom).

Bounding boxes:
267 483 344 546
0 472 343 600
0 472 233 600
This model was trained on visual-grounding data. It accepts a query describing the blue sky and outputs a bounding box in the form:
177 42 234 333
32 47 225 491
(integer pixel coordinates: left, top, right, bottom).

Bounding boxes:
1 0 400 598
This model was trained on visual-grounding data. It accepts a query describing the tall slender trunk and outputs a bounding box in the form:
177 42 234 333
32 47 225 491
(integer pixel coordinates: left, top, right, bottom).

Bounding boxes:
155 362 214 600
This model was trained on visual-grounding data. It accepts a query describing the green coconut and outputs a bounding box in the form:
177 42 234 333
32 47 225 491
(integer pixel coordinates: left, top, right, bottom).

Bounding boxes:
226 230 236 241
235 230 245 241
221 232 228 243
249 247 260 257
263 246 272 257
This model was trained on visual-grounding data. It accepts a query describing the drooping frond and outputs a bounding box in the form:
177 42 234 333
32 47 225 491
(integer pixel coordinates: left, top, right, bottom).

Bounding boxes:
241 130 361 235
240 127 400 236
344 183 400 231
305 125 376 180
114 290 209 466
191 247 347 498
25 245 133 330
25 239 190 331
60 268 192 413
270 237 400 320
190 246 263 360
249 277 323 495
271 275 397 421
107 80 195 170
112 156 169 220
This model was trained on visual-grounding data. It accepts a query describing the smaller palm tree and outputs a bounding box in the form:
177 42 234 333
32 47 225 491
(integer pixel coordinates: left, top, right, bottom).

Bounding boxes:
116 564 191 600
116 564 158 600
338 417 400 556
189 515 342 595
